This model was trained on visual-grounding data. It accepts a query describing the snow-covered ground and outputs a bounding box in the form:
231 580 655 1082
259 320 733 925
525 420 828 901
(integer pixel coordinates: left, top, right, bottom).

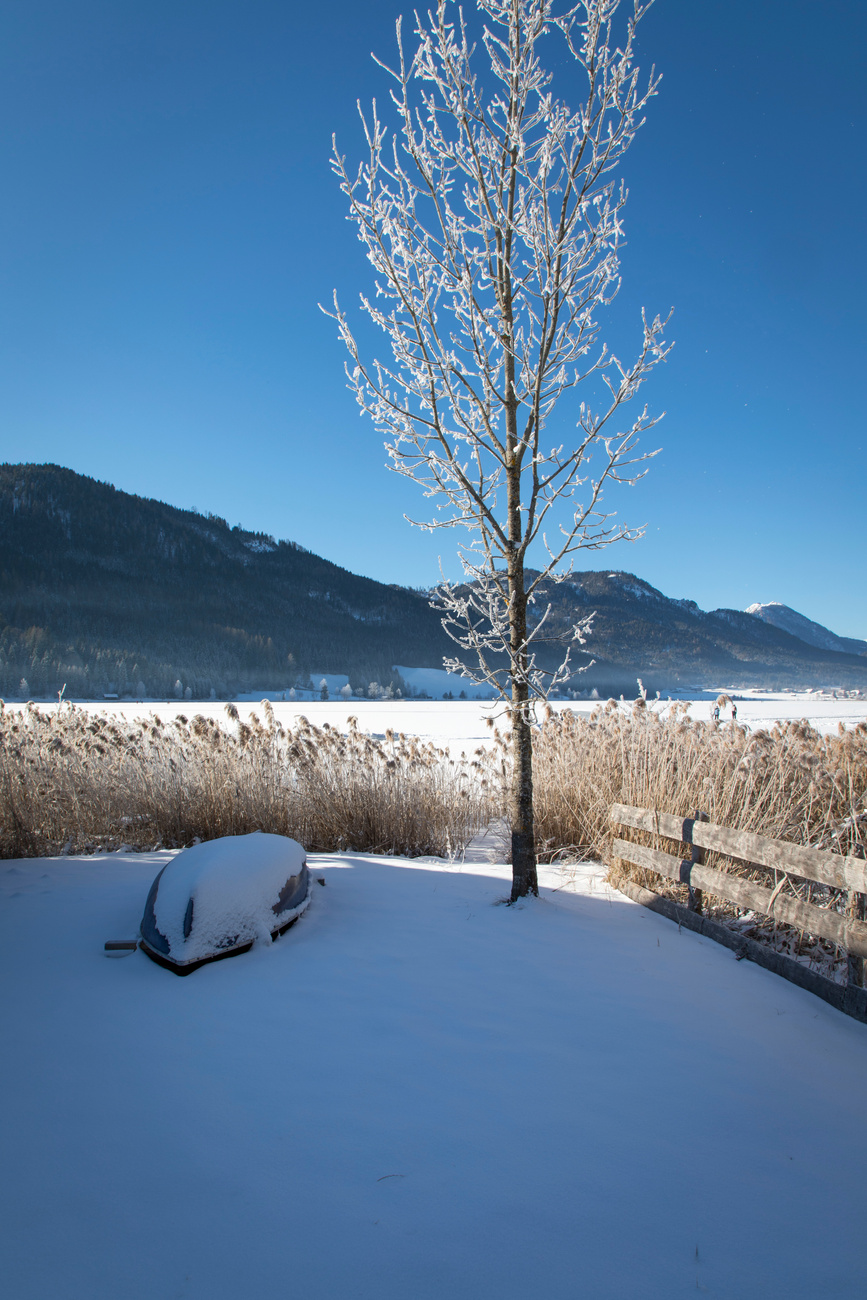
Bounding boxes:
2 848 866 1298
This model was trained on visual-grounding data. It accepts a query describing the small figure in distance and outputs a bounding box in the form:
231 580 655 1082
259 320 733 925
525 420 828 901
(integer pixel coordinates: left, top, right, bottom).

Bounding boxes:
731 703 738 722
712 704 720 722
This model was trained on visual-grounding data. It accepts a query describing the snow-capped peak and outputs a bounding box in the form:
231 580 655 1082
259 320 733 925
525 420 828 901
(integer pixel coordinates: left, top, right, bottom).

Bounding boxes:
746 603 867 657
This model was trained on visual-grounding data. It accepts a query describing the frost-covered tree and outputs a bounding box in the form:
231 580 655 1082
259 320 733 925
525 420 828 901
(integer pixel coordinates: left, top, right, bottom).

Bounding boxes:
329 0 670 898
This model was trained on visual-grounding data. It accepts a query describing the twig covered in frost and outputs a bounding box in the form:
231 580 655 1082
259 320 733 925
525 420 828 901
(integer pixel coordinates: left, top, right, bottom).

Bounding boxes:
326 1 671 898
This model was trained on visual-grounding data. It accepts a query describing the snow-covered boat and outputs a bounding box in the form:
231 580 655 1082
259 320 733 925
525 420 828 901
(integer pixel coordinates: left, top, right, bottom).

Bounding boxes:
139 833 310 974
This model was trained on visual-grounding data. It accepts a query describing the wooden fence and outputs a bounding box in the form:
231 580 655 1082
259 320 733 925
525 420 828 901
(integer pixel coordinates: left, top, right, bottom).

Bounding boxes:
610 802 867 1024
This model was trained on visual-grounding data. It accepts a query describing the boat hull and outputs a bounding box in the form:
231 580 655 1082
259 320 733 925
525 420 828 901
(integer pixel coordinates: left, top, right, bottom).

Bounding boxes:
138 834 311 974
138 896 310 975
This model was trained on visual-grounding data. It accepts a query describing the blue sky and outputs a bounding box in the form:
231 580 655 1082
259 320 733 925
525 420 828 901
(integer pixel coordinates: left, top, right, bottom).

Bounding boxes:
1 0 865 636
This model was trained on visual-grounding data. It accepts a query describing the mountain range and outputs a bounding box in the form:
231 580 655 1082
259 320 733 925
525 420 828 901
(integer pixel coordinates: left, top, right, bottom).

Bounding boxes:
1 463 865 699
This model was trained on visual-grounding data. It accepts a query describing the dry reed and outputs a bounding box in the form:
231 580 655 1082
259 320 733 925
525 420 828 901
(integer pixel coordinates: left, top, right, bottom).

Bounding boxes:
529 699 867 978
4 696 865 906
531 699 867 863
0 702 497 859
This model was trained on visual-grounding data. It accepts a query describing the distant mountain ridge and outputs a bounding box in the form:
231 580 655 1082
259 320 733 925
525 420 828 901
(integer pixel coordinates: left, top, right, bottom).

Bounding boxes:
523 571 867 692
745 602 867 658
1 463 865 698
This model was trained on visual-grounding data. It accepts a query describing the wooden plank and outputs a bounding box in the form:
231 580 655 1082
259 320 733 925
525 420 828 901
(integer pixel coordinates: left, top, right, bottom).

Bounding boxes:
614 877 867 1025
612 838 687 884
611 838 867 958
610 802 867 894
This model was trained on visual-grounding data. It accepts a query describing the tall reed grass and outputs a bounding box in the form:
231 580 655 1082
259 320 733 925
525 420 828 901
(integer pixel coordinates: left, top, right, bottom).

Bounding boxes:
529 700 867 978
530 699 867 866
0 701 497 859
2 698 864 882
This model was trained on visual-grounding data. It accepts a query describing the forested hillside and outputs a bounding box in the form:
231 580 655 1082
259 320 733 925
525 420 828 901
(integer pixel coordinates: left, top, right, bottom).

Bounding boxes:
2 464 865 699
0 464 453 698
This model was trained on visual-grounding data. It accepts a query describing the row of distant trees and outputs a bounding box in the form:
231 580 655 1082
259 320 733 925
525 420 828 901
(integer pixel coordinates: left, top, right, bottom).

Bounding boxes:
1 648 415 702
0 621 414 702
0 646 250 701
273 677 407 703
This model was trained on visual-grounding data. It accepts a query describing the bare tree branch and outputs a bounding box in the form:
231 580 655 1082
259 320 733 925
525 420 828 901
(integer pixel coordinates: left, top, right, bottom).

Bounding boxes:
324 0 671 899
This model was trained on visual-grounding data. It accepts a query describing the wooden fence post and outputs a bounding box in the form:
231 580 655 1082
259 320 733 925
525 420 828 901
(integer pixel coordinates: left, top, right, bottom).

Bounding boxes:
686 810 709 915
848 891 866 988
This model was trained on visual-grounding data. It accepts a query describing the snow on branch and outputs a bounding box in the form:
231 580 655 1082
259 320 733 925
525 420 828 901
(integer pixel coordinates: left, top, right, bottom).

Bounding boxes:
324 0 671 710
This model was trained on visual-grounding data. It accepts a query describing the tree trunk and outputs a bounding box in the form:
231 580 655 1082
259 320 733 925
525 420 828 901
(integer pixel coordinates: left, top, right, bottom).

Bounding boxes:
501 164 536 902
508 565 538 901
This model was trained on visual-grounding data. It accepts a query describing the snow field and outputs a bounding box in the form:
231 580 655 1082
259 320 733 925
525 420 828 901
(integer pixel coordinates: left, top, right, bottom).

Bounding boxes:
2 850 866 1298
15 690 867 756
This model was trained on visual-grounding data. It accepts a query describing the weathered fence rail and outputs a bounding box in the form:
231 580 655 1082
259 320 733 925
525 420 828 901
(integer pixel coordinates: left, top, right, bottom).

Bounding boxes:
610 802 867 1024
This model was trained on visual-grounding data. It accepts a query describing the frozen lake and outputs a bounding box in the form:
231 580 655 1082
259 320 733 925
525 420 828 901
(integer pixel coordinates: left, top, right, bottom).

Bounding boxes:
18 689 867 754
